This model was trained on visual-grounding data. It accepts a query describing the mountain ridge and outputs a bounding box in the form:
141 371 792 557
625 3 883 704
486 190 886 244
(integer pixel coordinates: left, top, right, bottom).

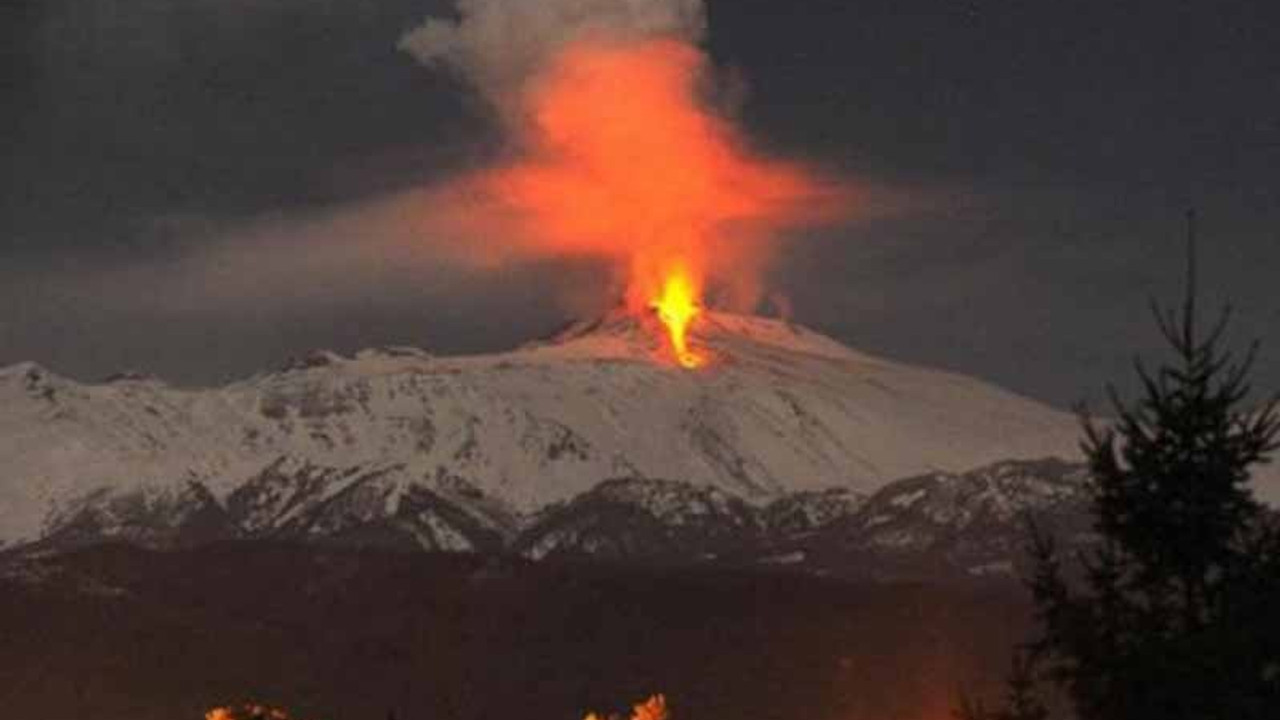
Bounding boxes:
0 311 1089 555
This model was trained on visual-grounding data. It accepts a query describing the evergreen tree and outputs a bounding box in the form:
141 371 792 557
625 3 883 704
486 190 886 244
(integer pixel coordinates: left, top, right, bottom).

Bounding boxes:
955 651 1049 720
962 213 1280 719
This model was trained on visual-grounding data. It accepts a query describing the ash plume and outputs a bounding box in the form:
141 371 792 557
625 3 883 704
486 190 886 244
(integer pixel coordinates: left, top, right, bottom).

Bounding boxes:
398 0 849 321
398 0 707 116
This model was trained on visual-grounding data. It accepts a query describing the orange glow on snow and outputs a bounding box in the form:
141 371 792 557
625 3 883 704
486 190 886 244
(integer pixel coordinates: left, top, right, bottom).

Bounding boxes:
651 265 704 368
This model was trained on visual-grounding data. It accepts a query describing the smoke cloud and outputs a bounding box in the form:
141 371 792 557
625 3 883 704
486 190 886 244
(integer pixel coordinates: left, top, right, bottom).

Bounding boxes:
399 0 849 318
398 0 707 116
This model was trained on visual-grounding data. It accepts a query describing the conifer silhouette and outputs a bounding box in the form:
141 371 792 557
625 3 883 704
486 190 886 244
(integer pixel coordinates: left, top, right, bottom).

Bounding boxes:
960 211 1280 719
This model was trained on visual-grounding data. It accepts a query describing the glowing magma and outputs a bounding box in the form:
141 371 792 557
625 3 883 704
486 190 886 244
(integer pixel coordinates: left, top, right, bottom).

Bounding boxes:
651 264 704 368
469 38 836 367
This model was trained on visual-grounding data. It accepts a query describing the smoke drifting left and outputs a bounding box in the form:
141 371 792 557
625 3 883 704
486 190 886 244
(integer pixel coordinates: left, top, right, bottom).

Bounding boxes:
38 0 851 372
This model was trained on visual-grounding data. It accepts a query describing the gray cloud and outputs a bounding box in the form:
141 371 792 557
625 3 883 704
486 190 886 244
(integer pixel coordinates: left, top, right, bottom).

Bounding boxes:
0 195 615 384
399 0 706 114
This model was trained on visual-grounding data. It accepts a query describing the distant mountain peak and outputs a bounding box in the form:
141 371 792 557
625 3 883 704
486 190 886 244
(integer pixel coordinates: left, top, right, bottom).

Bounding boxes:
279 349 349 373
0 312 1094 552
524 309 869 370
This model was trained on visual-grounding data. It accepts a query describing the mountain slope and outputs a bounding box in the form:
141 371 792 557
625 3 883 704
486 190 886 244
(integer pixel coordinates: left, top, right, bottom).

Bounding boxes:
795 457 1095 580
513 459 1093 581
0 311 1087 549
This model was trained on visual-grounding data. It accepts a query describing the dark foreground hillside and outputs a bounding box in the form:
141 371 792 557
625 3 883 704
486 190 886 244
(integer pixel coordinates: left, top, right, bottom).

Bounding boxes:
0 544 1031 720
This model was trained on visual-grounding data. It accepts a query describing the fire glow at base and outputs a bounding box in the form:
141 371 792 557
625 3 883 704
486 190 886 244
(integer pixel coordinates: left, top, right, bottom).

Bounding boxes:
651 265 705 369
206 694 668 720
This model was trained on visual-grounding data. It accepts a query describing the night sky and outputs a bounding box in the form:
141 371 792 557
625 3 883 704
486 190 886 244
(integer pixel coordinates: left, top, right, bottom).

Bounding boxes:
3 0 1278 408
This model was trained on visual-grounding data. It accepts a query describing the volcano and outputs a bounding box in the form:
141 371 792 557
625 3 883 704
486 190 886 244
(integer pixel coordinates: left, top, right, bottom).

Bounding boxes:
0 311 1091 556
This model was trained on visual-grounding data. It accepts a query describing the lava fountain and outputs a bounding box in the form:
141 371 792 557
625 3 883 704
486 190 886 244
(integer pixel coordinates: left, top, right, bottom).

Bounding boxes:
451 37 845 368
651 263 704 368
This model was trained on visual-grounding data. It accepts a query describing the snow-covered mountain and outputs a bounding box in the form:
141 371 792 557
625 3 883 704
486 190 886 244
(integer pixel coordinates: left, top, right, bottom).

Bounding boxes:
793 458 1097 580
512 458 1097 580
0 311 1089 554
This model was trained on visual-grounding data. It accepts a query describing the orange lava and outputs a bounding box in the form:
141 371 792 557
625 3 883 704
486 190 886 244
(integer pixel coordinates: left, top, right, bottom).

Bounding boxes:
651 265 704 368
459 38 842 364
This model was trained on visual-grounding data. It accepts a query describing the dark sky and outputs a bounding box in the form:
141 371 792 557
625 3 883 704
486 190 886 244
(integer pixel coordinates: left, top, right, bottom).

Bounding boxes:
2 0 1278 408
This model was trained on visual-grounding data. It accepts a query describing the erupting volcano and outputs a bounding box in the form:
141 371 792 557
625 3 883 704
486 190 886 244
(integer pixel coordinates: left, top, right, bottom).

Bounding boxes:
438 37 844 368
651 264 704 368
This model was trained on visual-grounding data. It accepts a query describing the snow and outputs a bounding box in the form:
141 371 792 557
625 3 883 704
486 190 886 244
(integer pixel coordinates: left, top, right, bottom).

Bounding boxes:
890 489 928 508
864 514 894 529
867 528 930 550
967 560 1016 577
419 511 473 552
0 310 1141 547
760 551 808 565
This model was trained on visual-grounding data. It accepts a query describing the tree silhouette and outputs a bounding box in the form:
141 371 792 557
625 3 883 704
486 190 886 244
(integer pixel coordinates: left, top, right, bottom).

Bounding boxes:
955 651 1049 720
961 212 1280 719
